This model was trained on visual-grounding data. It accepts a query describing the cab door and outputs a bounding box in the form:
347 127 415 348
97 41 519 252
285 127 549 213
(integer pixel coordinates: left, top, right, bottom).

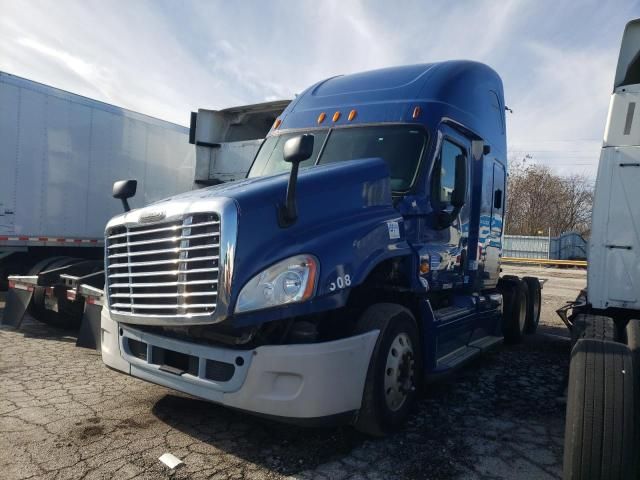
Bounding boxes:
427 129 471 289
484 161 505 286
428 126 475 358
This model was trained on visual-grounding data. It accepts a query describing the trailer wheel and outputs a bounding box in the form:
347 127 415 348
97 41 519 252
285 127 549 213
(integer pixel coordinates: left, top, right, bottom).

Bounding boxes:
522 276 542 334
0 253 29 291
27 256 70 276
29 257 78 322
571 314 617 345
354 303 422 436
627 319 640 374
626 320 640 437
563 339 637 480
499 277 528 344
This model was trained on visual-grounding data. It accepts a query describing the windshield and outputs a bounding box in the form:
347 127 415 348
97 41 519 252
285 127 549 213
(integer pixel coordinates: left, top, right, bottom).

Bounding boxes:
248 131 328 178
248 125 427 191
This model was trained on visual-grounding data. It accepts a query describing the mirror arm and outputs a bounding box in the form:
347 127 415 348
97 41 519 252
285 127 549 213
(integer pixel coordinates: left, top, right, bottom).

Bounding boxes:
112 179 137 213
278 162 299 227
277 134 314 228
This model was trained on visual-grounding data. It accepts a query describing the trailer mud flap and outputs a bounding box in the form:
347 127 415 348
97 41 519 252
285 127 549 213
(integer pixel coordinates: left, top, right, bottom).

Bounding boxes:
76 302 102 350
1 285 33 328
75 284 104 350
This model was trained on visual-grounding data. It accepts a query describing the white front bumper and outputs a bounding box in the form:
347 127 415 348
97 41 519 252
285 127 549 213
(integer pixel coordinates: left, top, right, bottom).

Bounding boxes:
101 308 379 419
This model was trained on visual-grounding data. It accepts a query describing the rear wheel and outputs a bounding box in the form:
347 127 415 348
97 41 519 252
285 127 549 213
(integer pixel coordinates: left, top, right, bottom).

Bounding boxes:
499 277 528 344
563 339 637 479
354 303 421 436
522 276 542 334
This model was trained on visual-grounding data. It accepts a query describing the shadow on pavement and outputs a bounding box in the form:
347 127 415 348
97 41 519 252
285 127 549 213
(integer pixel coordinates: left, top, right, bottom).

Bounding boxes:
152 393 365 476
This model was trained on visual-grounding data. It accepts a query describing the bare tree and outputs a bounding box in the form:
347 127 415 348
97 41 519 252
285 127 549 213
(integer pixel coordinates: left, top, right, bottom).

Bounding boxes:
505 161 593 237
558 174 594 236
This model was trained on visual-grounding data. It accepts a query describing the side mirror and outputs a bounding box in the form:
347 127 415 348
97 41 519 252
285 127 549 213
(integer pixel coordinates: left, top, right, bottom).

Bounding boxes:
451 155 467 208
112 179 137 212
283 134 314 164
279 135 314 227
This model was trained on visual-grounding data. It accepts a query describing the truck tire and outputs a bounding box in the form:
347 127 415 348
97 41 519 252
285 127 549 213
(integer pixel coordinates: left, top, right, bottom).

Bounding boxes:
499 277 528 344
0 253 29 291
626 320 640 436
354 303 422 436
522 276 542 334
571 314 617 345
563 339 637 480
50 262 102 329
27 256 71 276
627 319 640 374
29 257 77 323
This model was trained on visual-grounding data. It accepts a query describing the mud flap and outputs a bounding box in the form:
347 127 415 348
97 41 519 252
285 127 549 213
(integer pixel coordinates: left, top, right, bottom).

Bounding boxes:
75 284 104 350
76 302 102 350
1 286 33 328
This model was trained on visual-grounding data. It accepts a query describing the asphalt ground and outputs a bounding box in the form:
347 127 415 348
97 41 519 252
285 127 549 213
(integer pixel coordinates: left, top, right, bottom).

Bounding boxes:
0 264 584 480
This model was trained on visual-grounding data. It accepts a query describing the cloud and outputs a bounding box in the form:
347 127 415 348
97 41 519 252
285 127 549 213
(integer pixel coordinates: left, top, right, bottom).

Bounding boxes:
1 0 638 176
506 40 618 177
15 36 118 101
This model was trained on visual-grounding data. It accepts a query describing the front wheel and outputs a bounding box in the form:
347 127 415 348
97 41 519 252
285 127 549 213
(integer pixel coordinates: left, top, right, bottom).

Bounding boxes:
354 303 422 436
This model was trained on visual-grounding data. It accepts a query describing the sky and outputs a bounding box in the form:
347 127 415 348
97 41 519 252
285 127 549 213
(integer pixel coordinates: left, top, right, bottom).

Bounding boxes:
1 0 639 178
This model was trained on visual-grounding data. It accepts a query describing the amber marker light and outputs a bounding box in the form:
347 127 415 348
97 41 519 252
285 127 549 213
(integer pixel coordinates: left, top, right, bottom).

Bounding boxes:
273 118 282 129
317 112 326 124
302 256 318 299
332 111 341 122
420 260 430 274
412 106 422 119
348 109 357 121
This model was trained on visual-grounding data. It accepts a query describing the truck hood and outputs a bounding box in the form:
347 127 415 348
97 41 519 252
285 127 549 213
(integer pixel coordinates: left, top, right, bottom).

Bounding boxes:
107 158 394 236
106 158 408 326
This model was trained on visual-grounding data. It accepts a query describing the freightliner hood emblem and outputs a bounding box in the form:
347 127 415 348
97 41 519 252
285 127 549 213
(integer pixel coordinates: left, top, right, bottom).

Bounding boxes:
139 210 166 223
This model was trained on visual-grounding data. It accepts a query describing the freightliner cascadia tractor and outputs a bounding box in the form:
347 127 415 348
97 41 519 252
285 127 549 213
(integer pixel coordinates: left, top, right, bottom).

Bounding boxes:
101 61 542 434
562 18 640 480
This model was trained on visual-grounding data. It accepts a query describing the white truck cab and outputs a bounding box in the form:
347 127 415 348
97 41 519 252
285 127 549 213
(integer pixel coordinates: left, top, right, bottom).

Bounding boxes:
588 19 640 310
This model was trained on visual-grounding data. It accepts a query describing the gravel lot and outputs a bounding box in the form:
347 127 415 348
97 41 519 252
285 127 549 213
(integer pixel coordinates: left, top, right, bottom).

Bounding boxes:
0 265 584 480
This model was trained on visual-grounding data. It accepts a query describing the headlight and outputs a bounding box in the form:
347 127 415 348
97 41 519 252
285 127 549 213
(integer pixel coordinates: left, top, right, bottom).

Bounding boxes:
235 254 318 313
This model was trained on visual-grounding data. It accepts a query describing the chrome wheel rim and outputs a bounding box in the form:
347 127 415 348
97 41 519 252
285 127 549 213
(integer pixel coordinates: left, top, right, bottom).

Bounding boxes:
384 332 415 412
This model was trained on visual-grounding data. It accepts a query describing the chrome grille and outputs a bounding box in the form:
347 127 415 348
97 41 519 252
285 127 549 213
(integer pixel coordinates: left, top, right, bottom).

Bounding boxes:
106 213 220 317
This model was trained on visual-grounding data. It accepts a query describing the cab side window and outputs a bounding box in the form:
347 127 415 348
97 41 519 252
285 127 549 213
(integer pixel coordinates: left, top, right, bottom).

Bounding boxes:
433 140 466 207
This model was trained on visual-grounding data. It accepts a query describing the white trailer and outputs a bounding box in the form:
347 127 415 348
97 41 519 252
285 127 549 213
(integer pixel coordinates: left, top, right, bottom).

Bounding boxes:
562 18 640 480
0 71 289 284
0 71 194 278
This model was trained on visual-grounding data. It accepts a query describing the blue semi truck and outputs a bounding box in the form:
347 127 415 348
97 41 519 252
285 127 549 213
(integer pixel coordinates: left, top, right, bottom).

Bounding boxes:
101 61 541 434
